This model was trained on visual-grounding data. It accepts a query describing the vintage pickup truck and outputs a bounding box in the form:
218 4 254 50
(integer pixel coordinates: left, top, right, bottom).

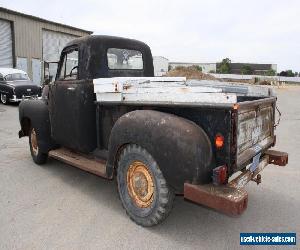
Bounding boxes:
18 35 288 227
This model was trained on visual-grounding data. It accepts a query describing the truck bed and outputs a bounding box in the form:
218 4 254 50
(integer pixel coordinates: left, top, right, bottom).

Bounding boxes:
93 77 276 175
93 77 273 107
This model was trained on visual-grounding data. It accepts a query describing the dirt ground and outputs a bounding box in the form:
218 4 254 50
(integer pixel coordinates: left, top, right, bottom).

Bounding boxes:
0 86 299 249
165 66 217 80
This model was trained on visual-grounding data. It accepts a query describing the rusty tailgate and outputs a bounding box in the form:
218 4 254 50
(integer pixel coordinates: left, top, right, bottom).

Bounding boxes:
235 97 276 169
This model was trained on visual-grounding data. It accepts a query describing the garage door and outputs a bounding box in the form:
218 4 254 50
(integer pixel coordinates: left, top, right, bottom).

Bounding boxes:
42 30 77 62
42 30 78 79
0 19 13 68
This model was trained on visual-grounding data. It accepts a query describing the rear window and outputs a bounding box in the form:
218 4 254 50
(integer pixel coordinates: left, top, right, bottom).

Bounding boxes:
5 73 29 81
107 48 143 70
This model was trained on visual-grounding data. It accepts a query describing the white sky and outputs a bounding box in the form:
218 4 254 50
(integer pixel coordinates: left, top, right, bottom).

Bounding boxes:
1 0 300 71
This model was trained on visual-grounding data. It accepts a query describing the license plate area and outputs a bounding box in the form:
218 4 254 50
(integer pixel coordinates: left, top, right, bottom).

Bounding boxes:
249 145 262 172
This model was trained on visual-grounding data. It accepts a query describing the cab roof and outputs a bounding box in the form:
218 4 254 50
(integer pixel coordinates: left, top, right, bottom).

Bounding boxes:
65 35 151 50
61 35 154 79
0 68 28 76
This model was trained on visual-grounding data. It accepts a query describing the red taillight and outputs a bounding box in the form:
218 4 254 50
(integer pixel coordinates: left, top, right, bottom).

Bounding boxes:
212 165 227 185
215 134 224 149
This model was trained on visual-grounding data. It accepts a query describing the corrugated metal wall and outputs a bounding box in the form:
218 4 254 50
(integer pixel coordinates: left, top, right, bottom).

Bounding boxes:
0 9 90 80
0 19 13 67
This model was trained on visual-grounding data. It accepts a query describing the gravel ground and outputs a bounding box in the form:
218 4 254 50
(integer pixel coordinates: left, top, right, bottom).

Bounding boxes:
0 86 299 250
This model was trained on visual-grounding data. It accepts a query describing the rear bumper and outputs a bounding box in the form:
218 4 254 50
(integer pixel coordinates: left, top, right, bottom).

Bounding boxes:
184 150 288 216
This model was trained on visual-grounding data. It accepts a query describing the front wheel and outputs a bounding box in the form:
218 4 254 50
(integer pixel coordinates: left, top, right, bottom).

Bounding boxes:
117 144 175 227
29 127 48 165
0 93 8 105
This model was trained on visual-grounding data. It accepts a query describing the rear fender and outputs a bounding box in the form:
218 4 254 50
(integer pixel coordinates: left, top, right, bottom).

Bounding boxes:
107 110 213 192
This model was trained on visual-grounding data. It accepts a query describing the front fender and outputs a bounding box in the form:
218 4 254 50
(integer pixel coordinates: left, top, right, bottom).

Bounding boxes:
19 99 55 153
107 110 213 192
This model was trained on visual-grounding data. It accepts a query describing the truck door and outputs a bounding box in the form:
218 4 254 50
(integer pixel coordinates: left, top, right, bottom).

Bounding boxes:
49 46 96 153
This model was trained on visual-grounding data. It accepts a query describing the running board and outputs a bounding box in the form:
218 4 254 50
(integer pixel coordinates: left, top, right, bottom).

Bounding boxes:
48 148 107 178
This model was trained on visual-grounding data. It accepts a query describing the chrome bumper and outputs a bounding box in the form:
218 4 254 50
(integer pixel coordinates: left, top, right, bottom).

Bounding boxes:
9 95 42 102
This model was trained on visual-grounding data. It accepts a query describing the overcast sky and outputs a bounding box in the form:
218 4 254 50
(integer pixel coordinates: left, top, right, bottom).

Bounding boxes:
1 0 299 71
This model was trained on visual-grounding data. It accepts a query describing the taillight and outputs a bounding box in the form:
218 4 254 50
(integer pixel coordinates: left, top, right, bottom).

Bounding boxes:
215 134 224 149
212 165 227 185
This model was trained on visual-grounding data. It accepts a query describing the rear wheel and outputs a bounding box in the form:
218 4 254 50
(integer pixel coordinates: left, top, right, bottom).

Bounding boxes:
0 93 8 105
117 144 175 227
29 127 48 165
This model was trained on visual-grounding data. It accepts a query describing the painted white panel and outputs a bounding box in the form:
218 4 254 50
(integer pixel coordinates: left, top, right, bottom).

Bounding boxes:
94 77 237 105
0 19 13 68
16 57 28 73
32 58 41 85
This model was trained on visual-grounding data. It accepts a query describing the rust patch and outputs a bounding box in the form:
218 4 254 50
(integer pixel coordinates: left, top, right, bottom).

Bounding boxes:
184 183 248 216
48 147 108 178
126 160 154 208
265 150 288 166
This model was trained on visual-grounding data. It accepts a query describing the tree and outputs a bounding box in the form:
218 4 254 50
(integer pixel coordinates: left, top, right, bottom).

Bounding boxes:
279 70 295 77
286 70 295 77
217 58 231 74
240 65 253 75
279 71 288 76
266 69 276 76
192 65 202 72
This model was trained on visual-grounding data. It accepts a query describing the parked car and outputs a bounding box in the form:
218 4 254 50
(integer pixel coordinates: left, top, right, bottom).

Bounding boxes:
0 68 42 104
18 35 288 227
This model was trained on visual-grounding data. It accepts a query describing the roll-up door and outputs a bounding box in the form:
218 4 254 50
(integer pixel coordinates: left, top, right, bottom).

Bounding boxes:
42 30 77 78
42 30 77 62
0 19 13 68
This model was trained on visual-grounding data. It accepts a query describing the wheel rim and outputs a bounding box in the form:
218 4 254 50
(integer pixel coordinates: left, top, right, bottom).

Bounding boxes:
126 161 154 208
1 94 7 104
30 128 39 156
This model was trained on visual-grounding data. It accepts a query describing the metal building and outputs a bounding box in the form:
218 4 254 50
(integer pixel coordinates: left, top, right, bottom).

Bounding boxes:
153 56 169 76
0 7 92 84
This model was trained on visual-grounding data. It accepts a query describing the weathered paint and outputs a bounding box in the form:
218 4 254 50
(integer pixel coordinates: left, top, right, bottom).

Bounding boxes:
184 183 248 216
266 149 288 166
94 77 238 104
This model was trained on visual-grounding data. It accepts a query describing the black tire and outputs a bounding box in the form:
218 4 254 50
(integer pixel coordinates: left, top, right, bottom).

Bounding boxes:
117 144 175 227
0 93 8 105
29 127 48 165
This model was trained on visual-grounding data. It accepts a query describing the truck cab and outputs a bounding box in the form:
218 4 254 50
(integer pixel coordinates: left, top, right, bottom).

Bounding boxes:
18 35 288 227
48 36 154 153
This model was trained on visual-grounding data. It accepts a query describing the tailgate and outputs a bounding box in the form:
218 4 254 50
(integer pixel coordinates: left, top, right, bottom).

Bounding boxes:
236 97 276 169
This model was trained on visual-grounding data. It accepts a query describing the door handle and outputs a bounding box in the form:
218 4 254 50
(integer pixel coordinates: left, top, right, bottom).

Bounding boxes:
67 87 75 91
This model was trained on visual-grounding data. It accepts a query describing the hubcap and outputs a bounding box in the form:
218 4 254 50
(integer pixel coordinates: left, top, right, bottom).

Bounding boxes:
30 128 39 156
127 161 154 208
1 94 7 104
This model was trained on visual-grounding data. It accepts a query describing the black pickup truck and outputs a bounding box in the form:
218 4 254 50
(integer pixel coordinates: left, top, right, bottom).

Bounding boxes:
18 35 288 227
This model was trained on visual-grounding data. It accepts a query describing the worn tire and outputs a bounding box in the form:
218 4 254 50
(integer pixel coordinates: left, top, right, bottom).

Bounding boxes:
29 127 48 165
117 144 175 227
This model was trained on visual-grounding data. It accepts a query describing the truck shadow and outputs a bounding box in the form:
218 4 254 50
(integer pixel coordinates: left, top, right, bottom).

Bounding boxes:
42 158 235 231
41 158 293 245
